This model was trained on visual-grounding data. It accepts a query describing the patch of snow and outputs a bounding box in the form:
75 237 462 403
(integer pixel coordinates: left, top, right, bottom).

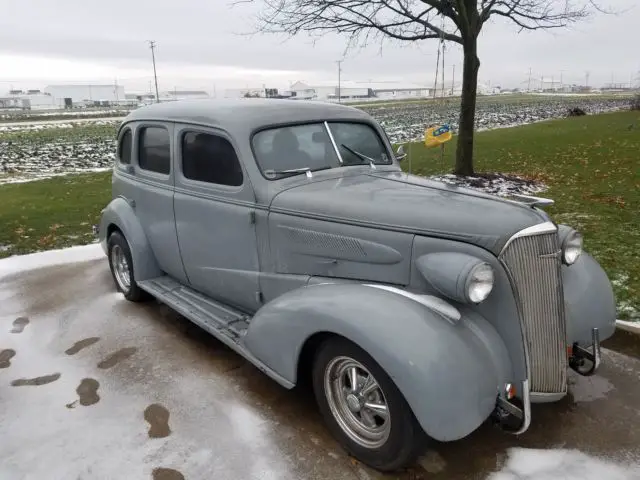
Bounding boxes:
488 447 640 480
618 301 640 321
0 242 104 280
0 244 11 252
612 273 630 289
617 320 640 331
429 173 548 197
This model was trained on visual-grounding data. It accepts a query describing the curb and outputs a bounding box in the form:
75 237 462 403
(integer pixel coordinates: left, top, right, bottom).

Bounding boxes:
616 319 640 336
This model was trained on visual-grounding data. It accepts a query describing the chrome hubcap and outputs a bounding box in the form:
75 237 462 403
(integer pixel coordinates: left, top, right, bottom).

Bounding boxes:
111 245 131 292
324 356 391 449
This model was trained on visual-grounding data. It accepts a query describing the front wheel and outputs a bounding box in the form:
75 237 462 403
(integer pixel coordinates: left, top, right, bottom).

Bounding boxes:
312 337 426 472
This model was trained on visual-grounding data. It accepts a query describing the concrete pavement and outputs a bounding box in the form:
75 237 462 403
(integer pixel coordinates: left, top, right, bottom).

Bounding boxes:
1 254 639 479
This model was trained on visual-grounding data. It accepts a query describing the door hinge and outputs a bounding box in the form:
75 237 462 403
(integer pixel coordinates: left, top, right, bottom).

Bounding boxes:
249 210 256 225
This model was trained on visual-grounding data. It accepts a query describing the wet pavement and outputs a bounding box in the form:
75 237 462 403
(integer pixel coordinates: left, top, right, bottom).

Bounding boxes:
1 254 640 479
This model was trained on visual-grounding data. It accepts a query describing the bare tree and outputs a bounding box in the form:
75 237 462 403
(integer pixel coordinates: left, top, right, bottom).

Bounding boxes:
241 0 608 175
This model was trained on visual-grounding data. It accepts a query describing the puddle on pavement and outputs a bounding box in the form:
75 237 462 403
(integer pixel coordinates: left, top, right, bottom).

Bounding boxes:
0 349 16 368
11 373 61 386
144 403 172 438
10 317 29 333
65 337 101 355
97 347 137 369
74 378 100 406
151 467 185 480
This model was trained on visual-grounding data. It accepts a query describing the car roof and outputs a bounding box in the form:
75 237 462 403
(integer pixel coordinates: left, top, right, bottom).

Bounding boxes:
122 98 374 134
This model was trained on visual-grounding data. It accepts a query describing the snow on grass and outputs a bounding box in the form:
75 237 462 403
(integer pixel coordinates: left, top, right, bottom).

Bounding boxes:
366 96 631 144
0 118 120 133
0 140 115 184
0 242 104 280
489 447 640 480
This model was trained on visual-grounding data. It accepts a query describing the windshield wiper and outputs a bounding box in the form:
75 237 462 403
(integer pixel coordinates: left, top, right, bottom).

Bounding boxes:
340 144 377 169
263 166 331 179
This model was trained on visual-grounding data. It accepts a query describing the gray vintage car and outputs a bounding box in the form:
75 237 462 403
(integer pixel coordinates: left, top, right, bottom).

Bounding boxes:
96 98 617 471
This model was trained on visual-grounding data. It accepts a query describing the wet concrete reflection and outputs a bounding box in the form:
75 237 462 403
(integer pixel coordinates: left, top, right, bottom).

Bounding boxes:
11 373 60 386
75 378 100 406
97 346 137 369
0 348 16 368
65 337 100 355
152 467 185 480
10 316 29 333
144 404 172 439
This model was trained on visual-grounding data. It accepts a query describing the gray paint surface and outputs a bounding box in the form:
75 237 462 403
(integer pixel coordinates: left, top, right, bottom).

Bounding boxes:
99 98 618 444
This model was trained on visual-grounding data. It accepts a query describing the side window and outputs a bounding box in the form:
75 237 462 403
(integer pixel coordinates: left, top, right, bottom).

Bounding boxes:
181 131 243 186
118 128 132 164
139 126 170 174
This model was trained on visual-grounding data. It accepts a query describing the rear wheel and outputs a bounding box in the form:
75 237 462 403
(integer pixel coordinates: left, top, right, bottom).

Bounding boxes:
312 337 426 472
107 231 149 302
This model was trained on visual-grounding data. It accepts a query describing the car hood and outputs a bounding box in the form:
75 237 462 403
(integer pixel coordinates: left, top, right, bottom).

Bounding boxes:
269 170 551 255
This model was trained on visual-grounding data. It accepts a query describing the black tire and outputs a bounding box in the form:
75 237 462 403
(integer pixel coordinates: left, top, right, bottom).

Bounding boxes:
107 231 149 302
312 337 427 472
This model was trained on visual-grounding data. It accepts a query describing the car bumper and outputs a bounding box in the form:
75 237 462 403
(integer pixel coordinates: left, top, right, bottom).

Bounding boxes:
493 326 602 433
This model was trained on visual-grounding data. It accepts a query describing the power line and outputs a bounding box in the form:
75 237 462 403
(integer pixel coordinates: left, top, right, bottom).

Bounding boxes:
148 40 160 103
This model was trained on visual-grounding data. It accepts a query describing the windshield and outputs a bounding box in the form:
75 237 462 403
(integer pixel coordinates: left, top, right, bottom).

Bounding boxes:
252 121 392 179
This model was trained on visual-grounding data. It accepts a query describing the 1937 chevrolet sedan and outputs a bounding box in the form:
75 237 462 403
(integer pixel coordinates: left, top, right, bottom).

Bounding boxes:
97 98 617 472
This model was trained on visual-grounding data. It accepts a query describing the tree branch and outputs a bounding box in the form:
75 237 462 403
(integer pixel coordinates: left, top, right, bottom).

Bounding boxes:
235 0 464 49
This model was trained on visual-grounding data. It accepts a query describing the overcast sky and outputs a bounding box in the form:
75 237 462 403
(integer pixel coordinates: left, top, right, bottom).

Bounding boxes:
0 0 638 94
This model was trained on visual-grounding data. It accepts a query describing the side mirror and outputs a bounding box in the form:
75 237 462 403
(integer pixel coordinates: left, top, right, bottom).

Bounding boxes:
395 145 407 162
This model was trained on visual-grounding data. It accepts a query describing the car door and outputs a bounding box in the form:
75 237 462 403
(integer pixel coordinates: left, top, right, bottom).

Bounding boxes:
114 121 188 284
173 124 261 313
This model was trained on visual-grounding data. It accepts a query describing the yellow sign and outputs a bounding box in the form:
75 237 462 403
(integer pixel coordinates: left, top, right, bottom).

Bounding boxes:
425 124 452 148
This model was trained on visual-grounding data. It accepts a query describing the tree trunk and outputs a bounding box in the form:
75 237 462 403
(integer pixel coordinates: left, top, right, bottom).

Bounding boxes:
454 39 480 176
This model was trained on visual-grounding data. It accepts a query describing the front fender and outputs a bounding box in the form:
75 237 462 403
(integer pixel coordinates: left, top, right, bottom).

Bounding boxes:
243 283 512 442
98 197 162 281
563 252 617 346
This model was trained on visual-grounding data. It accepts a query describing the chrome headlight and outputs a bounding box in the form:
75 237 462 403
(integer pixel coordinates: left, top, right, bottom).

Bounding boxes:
561 229 583 265
466 263 495 303
415 252 495 305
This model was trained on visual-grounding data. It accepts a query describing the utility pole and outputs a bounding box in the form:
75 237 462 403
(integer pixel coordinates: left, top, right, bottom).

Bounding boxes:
336 60 343 103
451 64 455 96
148 40 160 103
585 71 590 88
527 67 532 92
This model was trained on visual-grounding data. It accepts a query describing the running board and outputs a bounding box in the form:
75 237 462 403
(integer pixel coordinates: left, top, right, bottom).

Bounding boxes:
137 276 294 389
138 276 250 339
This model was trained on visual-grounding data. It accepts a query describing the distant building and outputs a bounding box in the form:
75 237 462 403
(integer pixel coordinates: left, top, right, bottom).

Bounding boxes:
44 84 126 106
160 90 210 101
1 89 57 110
289 81 433 102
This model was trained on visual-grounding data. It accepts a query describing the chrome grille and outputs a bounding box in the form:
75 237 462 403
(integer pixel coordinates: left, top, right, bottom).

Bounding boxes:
500 230 567 394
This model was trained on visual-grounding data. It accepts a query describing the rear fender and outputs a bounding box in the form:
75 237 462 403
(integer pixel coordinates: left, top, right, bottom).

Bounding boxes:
243 283 512 441
98 197 162 281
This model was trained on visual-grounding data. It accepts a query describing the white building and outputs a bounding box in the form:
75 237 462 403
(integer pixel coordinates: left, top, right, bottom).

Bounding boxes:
160 90 210 101
1 89 57 109
289 81 433 102
44 84 126 106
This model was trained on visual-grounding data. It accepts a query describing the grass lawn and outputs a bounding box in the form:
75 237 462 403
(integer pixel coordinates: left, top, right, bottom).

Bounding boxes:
403 110 640 319
0 110 638 318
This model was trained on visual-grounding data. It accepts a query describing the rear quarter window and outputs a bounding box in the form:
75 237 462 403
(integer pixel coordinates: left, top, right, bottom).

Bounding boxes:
117 128 132 164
